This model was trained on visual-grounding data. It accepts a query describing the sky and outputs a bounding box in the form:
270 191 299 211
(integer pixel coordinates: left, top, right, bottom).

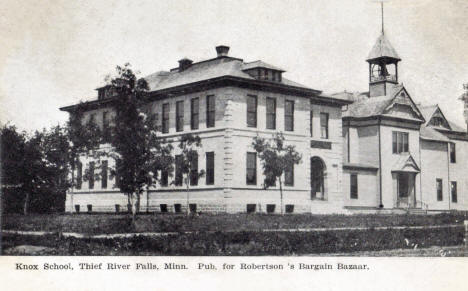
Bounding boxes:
1 0 467 132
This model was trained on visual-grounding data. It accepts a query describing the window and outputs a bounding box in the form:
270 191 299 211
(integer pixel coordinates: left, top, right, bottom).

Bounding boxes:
311 157 325 200
190 153 198 186
310 104 313 137
162 103 170 133
266 97 276 130
89 113 96 124
206 95 215 128
191 98 199 130
175 155 183 186
189 204 197 213
436 179 443 201
285 100 294 131
350 174 358 199
102 111 110 142
247 204 256 213
284 164 294 186
88 162 95 189
247 95 257 127
76 161 82 190
320 112 329 139
431 117 444 127
176 101 184 132
101 160 108 189
450 143 456 163
267 204 276 213
392 131 409 154
206 152 215 185
115 160 121 188
246 152 257 185
451 181 457 203
161 169 168 187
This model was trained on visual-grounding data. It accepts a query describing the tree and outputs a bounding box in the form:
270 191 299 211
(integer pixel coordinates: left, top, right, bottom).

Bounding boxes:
107 63 173 220
1 124 30 214
174 134 205 215
252 132 302 214
37 125 74 213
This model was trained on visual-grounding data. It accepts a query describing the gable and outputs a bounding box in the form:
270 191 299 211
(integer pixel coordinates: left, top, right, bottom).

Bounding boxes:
382 87 425 122
392 153 420 173
427 107 452 130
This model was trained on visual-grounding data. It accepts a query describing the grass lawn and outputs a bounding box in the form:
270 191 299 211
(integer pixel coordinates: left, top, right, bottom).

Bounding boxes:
2 213 466 255
2 212 467 234
2 225 464 255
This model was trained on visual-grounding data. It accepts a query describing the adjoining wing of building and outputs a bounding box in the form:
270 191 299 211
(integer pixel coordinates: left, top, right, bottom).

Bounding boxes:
60 36 468 214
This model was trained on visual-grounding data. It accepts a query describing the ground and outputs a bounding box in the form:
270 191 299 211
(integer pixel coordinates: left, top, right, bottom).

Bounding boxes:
1 213 467 256
2 212 467 234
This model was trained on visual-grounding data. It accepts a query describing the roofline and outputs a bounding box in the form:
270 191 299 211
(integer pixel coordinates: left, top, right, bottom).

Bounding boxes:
420 136 449 143
342 115 425 125
366 56 401 63
243 67 286 72
435 127 468 136
169 56 244 72
60 75 351 112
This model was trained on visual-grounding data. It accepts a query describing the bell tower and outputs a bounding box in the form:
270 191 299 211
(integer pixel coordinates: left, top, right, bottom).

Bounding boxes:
367 1 401 97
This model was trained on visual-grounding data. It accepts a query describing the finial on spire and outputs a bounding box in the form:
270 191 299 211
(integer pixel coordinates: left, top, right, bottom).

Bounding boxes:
381 1 384 35
375 0 388 35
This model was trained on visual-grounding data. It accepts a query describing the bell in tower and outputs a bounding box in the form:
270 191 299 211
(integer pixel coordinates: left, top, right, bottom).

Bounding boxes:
367 1 401 97
367 34 401 97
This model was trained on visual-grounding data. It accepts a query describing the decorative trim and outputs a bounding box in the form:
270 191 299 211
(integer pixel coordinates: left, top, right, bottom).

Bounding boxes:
310 140 332 149
343 164 378 171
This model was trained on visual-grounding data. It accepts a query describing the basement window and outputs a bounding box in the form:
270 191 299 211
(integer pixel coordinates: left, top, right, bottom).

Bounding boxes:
174 204 182 213
189 204 197 213
285 204 294 214
74 205 80 213
266 204 276 214
87 204 92 213
246 204 256 213
160 204 168 213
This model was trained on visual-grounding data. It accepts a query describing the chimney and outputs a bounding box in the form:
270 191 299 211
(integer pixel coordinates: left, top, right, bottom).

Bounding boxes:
178 58 193 71
216 45 230 57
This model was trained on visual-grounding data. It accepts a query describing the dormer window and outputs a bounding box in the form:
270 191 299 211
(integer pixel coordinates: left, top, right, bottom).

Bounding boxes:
242 61 285 83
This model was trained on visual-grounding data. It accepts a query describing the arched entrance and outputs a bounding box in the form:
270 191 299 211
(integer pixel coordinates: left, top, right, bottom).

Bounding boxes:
310 157 326 200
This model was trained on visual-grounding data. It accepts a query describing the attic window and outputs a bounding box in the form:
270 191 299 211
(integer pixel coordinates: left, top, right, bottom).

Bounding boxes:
431 117 444 127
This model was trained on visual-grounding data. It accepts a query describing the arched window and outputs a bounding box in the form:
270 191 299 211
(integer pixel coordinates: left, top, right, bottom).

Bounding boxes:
311 157 326 200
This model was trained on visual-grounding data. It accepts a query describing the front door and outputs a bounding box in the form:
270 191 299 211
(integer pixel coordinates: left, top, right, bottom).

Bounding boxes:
397 173 415 208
